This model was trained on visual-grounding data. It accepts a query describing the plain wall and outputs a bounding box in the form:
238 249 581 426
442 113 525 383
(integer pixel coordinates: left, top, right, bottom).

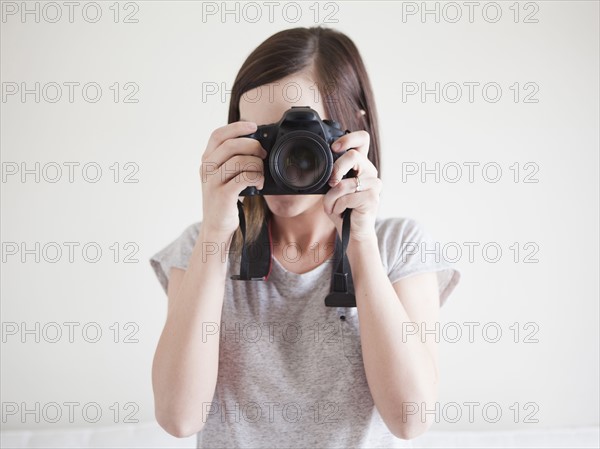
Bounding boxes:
1 0 598 435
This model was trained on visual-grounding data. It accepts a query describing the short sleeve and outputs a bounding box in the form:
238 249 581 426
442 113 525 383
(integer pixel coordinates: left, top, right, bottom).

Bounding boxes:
149 221 202 295
377 217 461 307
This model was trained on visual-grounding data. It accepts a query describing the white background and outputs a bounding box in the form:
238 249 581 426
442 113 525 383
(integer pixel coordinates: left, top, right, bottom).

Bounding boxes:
1 0 598 437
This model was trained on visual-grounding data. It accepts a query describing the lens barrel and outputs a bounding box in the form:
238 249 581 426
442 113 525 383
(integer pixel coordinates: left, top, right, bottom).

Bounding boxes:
269 131 333 193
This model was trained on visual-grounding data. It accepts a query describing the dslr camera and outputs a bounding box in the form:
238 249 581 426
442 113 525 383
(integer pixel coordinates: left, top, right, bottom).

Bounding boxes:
239 106 356 196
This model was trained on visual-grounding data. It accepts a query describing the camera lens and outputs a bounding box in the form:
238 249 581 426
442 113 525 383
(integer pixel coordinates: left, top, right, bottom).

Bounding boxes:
271 133 332 192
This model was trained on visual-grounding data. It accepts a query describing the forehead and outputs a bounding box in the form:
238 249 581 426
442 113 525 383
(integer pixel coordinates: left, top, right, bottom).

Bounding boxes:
239 71 328 125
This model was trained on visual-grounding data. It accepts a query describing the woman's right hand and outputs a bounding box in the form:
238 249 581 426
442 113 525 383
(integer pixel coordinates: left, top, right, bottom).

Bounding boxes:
199 121 267 239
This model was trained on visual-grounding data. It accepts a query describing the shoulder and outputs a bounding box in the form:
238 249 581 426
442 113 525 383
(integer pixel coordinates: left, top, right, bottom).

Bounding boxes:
149 221 203 294
160 221 202 257
374 216 424 265
374 216 461 307
375 216 429 247
375 216 422 234
373 215 438 273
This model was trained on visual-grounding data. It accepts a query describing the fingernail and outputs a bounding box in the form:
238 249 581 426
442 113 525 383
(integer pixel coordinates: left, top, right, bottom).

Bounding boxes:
332 142 341 151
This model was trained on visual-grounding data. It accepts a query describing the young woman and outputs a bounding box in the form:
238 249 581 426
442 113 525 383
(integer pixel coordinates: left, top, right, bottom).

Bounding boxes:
150 27 460 448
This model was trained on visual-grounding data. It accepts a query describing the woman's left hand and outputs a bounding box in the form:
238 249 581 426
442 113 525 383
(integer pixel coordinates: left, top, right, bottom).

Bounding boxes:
323 130 382 242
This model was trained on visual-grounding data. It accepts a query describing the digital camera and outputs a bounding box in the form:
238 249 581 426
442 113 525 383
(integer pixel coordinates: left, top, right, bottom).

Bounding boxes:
239 106 355 195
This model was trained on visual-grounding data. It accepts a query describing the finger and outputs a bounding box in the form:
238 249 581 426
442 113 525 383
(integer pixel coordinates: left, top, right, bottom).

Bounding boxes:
204 121 258 156
223 171 265 198
218 155 264 184
331 183 382 216
331 130 370 157
201 139 266 183
328 149 377 187
323 176 381 215
211 138 266 168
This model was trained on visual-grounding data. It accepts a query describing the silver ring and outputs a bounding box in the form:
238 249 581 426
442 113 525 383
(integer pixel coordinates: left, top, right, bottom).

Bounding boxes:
354 175 362 192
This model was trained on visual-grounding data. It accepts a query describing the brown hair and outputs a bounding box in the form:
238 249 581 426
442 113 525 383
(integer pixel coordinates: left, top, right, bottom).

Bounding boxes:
228 26 381 256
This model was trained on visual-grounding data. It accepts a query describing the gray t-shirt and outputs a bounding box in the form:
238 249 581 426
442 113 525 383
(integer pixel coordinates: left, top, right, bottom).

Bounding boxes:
150 217 460 449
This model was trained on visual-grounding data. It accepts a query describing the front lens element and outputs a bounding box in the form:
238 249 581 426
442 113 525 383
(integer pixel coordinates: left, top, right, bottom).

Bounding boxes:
272 135 330 191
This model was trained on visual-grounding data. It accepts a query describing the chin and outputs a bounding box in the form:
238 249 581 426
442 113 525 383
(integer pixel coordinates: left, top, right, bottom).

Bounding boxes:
264 195 321 218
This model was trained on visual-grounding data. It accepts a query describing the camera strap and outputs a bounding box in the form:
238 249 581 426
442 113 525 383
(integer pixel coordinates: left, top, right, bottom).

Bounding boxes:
231 199 356 307
230 200 272 280
324 208 356 307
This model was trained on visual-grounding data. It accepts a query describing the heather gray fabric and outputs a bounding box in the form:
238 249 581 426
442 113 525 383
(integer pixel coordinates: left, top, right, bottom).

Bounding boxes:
150 217 460 448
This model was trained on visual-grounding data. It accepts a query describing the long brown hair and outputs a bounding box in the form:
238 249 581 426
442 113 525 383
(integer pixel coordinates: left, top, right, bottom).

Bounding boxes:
228 26 381 256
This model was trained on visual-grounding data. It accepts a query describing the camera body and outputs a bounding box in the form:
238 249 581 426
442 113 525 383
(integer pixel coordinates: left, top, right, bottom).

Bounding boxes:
239 106 355 196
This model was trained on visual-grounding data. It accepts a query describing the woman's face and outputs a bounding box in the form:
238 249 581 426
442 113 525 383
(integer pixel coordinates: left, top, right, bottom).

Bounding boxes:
238 70 328 219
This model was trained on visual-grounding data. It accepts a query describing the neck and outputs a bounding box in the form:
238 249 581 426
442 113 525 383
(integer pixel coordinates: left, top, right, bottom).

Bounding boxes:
269 200 336 252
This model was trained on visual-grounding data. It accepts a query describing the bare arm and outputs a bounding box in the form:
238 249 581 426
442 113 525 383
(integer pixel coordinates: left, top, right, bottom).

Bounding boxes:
152 226 232 437
347 236 441 440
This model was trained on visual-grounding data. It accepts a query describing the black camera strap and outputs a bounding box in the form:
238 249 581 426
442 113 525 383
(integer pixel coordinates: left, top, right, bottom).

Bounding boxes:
231 199 356 307
230 200 272 280
324 208 356 307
